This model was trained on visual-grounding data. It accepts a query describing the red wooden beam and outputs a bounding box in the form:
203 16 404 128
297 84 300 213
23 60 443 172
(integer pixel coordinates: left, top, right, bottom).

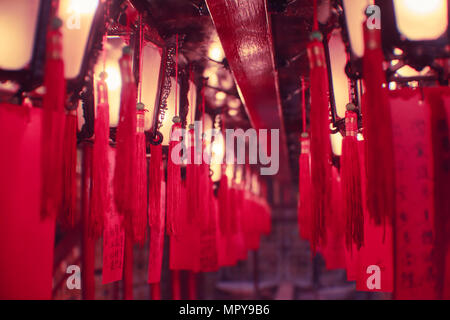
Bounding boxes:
205 0 290 180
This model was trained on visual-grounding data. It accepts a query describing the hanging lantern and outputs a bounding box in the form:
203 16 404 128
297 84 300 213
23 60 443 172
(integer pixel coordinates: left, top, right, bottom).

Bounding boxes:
57 0 100 81
139 42 162 131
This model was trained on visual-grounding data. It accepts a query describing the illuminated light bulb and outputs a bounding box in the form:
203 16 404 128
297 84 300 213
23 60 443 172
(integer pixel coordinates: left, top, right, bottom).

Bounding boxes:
105 65 121 91
208 43 225 62
215 91 227 101
357 133 364 141
67 0 99 15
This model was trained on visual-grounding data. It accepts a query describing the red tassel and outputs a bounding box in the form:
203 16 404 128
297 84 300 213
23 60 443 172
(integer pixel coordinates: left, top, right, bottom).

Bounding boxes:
89 76 110 238
341 106 364 249
114 47 137 230
298 133 312 240
307 31 332 250
41 18 66 219
134 105 147 245
167 121 182 235
149 144 162 227
61 109 77 227
123 232 134 300
362 24 395 226
186 128 199 224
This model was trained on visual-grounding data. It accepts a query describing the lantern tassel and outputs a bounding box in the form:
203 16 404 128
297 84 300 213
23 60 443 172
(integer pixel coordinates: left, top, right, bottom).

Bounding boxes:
362 24 395 226
89 75 110 238
41 17 66 219
114 46 138 231
341 105 364 249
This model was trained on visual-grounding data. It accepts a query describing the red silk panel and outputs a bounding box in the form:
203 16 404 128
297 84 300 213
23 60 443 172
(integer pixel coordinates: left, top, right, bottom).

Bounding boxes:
0 104 55 299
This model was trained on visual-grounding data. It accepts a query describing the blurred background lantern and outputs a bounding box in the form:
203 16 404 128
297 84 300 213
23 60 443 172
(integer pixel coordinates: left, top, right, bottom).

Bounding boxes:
138 42 162 131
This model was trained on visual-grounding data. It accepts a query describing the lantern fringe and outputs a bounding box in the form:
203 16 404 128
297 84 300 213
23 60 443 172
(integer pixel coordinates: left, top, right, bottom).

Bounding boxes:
166 122 182 235
41 20 66 219
362 24 395 226
298 133 312 241
149 144 162 227
114 48 138 232
89 78 110 238
341 109 364 249
61 110 78 228
186 129 199 224
218 166 229 235
134 108 147 245
307 32 332 251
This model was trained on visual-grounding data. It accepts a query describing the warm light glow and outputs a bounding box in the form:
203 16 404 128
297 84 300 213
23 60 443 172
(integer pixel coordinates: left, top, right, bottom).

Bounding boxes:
394 0 448 40
343 0 373 58
140 43 162 130
211 133 225 164
208 43 225 62
59 0 99 79
0 0 40 70
398 0 442 14
159 78 180 146
228 96 241 109
228 109 239 116
215 91 227 101
105 66 121 91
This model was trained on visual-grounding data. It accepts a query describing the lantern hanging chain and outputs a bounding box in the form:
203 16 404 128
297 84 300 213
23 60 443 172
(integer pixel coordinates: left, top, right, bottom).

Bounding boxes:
301 76 306 132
